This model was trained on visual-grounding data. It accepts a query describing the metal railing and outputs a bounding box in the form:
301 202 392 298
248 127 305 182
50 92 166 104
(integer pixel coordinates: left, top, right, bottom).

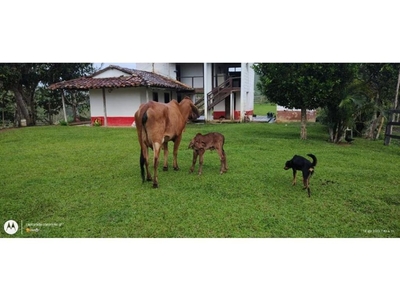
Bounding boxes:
207 77 240 110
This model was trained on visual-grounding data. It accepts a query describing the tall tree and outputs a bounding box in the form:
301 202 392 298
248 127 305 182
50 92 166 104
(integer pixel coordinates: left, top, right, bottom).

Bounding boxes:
318 64 359 143
253 63 356 139
0 63 94 126
357 63 400 140
0 64 40 125
0 89 14 128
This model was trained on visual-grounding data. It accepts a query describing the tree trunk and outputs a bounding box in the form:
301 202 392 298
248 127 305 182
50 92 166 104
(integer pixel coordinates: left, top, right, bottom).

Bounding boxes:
375 114 385 140
12 88 32 125
328 127 334 142
335 121 346 143
28 90 36 125
300 108 307 140
71 93 79 122
364 92 380 140
365 112 381 140
1 92 6 129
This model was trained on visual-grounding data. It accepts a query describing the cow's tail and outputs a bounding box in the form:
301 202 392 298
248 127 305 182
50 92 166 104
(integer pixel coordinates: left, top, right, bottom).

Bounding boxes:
140 150 146 183
140 110 149 183
307 154 317 167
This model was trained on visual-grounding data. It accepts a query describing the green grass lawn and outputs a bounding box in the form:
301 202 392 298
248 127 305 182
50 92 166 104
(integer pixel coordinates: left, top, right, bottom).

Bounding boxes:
1 122 399 238
253 103 276 116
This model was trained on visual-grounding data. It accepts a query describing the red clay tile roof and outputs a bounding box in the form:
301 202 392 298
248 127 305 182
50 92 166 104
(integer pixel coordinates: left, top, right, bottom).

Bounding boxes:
48 65 194 91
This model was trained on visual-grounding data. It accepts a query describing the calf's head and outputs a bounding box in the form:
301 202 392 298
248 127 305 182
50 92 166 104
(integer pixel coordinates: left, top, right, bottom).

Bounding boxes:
188 133 205 150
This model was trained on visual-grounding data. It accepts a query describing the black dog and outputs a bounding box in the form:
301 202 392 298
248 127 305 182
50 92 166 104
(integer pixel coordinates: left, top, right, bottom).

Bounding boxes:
284 154 317 197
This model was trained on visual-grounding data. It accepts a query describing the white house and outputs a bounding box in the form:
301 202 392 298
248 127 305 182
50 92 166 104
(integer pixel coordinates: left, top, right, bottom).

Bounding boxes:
48 65 195 126
48 63 255 125
137 63 255 122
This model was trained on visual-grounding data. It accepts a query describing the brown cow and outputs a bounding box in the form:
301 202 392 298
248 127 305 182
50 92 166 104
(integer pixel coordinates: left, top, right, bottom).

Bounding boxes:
134 97 200 188
188 132 228 175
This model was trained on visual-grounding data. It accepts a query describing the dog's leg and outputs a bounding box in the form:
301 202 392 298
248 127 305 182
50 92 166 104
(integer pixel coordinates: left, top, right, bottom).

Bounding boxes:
292 169 297 185
305 169 313 197
302 168 312 189
303 177 308 189
306 174 311 196
302 177 311 197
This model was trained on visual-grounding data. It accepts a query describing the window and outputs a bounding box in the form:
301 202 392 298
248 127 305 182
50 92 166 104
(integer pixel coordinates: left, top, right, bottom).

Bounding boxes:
164 93 170 103
228 67 241 72
153 92 158 102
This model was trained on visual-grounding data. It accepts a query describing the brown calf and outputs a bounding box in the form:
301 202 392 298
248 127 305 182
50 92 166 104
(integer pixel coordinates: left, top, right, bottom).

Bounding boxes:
135 97 200 188
188 132 228 175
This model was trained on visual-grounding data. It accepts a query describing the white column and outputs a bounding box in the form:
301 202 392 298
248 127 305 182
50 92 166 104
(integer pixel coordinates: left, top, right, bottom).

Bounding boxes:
203 63 208 122
102 88 108 126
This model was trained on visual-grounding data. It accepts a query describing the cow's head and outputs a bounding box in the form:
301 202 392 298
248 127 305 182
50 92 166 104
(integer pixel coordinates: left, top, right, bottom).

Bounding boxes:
189 104 200 121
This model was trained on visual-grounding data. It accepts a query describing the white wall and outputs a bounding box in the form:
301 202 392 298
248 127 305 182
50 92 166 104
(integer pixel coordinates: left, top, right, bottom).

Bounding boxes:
204 63 213 121
179 63 204 88
137 63 206 88
241 63 255 113
136 63 177 78
89 87 146 117
94 69 128 78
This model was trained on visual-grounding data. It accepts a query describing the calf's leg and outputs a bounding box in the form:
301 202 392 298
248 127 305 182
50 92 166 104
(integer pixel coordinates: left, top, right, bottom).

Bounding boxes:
223 150 228 172
216 147 227 174
189 150 198 173
198 149 205 175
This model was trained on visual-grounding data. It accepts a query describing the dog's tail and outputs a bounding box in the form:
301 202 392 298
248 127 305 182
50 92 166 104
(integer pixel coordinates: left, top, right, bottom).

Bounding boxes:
307 154 317 167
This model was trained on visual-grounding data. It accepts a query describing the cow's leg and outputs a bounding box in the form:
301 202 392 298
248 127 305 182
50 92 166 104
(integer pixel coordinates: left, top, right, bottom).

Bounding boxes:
198 149 205 175
141 145 152 182
172 135 182 171
189 150 198 173
152 142 162 188
162 141 169 171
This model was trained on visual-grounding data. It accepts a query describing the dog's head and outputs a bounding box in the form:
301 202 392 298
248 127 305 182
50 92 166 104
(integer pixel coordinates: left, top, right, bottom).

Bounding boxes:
284 160 292 170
